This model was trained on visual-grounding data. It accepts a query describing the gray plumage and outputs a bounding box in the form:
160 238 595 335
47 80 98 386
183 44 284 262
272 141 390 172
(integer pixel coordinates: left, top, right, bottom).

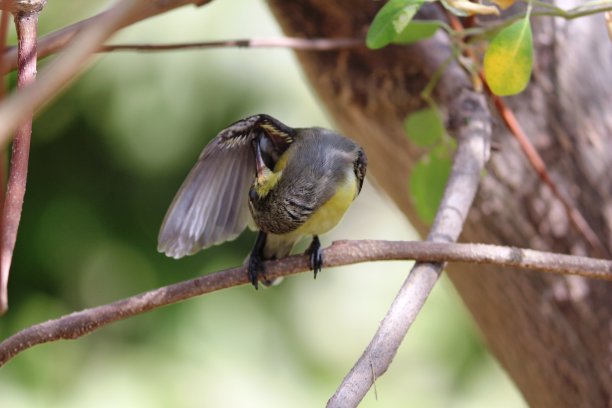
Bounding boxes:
158 114 367 288
158 117 259 258
249 127 360 235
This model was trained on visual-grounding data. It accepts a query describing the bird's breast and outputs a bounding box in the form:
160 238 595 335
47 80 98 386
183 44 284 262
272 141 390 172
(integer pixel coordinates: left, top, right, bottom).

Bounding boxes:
293 169 357 236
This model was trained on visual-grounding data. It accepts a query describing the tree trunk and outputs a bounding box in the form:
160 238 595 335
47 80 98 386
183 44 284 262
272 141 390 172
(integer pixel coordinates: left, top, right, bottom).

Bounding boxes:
266 1 612 406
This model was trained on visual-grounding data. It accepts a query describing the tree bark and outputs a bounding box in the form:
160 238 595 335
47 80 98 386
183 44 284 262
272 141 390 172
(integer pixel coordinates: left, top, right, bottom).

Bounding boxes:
265 1 612 406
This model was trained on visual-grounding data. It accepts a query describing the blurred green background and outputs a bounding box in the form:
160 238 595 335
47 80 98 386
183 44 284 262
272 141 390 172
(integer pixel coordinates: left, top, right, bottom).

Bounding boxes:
0 1 525 407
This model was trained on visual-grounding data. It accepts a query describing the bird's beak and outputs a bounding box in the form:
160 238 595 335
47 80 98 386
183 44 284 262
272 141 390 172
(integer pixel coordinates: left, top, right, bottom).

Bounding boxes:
253 139 269 185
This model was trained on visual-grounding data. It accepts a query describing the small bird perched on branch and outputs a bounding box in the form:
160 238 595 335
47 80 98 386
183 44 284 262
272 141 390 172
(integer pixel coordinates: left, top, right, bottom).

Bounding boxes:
158 114 367 289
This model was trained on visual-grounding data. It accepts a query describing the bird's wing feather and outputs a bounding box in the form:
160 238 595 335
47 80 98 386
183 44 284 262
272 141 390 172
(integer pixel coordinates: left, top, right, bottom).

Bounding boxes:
157 117 261 258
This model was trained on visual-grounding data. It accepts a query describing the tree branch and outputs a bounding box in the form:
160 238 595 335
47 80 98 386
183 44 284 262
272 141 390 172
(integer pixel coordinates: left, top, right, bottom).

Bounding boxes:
327 49 492 405
98 37 363 52
0 6 10 290
2 239 609 368
0 4 41 314
0 0 213 150
1 0 212 74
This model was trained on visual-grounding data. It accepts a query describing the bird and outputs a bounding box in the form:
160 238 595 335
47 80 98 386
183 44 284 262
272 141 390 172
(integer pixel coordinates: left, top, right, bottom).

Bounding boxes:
157 114 367 289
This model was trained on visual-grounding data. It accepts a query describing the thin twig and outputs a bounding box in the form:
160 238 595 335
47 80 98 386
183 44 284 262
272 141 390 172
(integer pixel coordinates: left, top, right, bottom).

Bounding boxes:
459 3 612 39
0 239 610 367
370 358 378 401
2 37 363 70
99 37 363 53
0 7 39 314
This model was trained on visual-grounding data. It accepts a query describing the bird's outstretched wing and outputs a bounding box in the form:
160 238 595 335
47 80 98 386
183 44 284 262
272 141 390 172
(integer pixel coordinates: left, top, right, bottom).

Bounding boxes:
158 114 294 258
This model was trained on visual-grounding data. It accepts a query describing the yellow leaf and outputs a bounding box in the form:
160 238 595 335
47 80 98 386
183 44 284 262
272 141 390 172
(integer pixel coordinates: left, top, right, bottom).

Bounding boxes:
488 0 516 10
484 18 533 96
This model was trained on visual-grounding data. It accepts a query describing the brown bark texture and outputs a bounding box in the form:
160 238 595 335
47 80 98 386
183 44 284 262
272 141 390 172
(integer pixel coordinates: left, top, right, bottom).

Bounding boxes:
266 1 612 406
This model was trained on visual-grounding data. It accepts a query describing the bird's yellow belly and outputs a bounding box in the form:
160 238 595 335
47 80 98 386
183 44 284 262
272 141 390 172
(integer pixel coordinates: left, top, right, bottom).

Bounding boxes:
293 172 357 237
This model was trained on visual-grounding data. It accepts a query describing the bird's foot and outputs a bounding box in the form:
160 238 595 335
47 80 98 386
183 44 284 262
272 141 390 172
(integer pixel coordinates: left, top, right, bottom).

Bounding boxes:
248 231 271 290
306 235 323 279
247 253 266 290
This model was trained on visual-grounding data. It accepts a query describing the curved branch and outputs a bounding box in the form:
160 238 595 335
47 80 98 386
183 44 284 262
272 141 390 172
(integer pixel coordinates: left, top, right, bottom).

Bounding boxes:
1 239 610 367
0 0 212 74
327 58 492 406
0 6 40 314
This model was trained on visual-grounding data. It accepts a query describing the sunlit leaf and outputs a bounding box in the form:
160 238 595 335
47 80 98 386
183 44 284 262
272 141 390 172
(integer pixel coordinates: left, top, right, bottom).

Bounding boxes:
409 145 453 224
440 0 469 17
393 20 440 44
404 108 445 147
489 0 517 10
441 0 499 16
484 18 533 96
366 0 422 49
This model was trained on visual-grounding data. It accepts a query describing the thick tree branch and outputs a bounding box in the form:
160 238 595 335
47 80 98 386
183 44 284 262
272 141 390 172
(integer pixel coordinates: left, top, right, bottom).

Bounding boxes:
2 239 609 368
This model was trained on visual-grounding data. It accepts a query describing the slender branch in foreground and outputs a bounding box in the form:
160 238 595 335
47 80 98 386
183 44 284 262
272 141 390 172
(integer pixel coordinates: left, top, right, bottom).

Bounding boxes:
0 0 146 150
0 4 41 315
0 0 213 149
0 4 10 216
328 84 490 407
0 4 9 96
99 37 363 52
0 0 211 75
0 239 610 367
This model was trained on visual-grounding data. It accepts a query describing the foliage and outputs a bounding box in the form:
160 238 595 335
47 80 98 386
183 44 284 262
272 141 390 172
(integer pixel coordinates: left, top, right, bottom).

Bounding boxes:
366 0 426 49
484 18 533 96
405 108 454 224
404 107 446 147
366 0 538 221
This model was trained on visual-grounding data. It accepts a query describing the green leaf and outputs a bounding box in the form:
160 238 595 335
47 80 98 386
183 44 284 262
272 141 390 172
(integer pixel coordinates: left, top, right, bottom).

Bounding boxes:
366 0 422 49
404 108 445 147
393 20 440 44
484 18 533 96
409 145 453 224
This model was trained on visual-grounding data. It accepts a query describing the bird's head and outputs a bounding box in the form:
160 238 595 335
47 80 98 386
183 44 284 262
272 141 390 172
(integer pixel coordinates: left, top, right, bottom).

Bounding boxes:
250 138 283 200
